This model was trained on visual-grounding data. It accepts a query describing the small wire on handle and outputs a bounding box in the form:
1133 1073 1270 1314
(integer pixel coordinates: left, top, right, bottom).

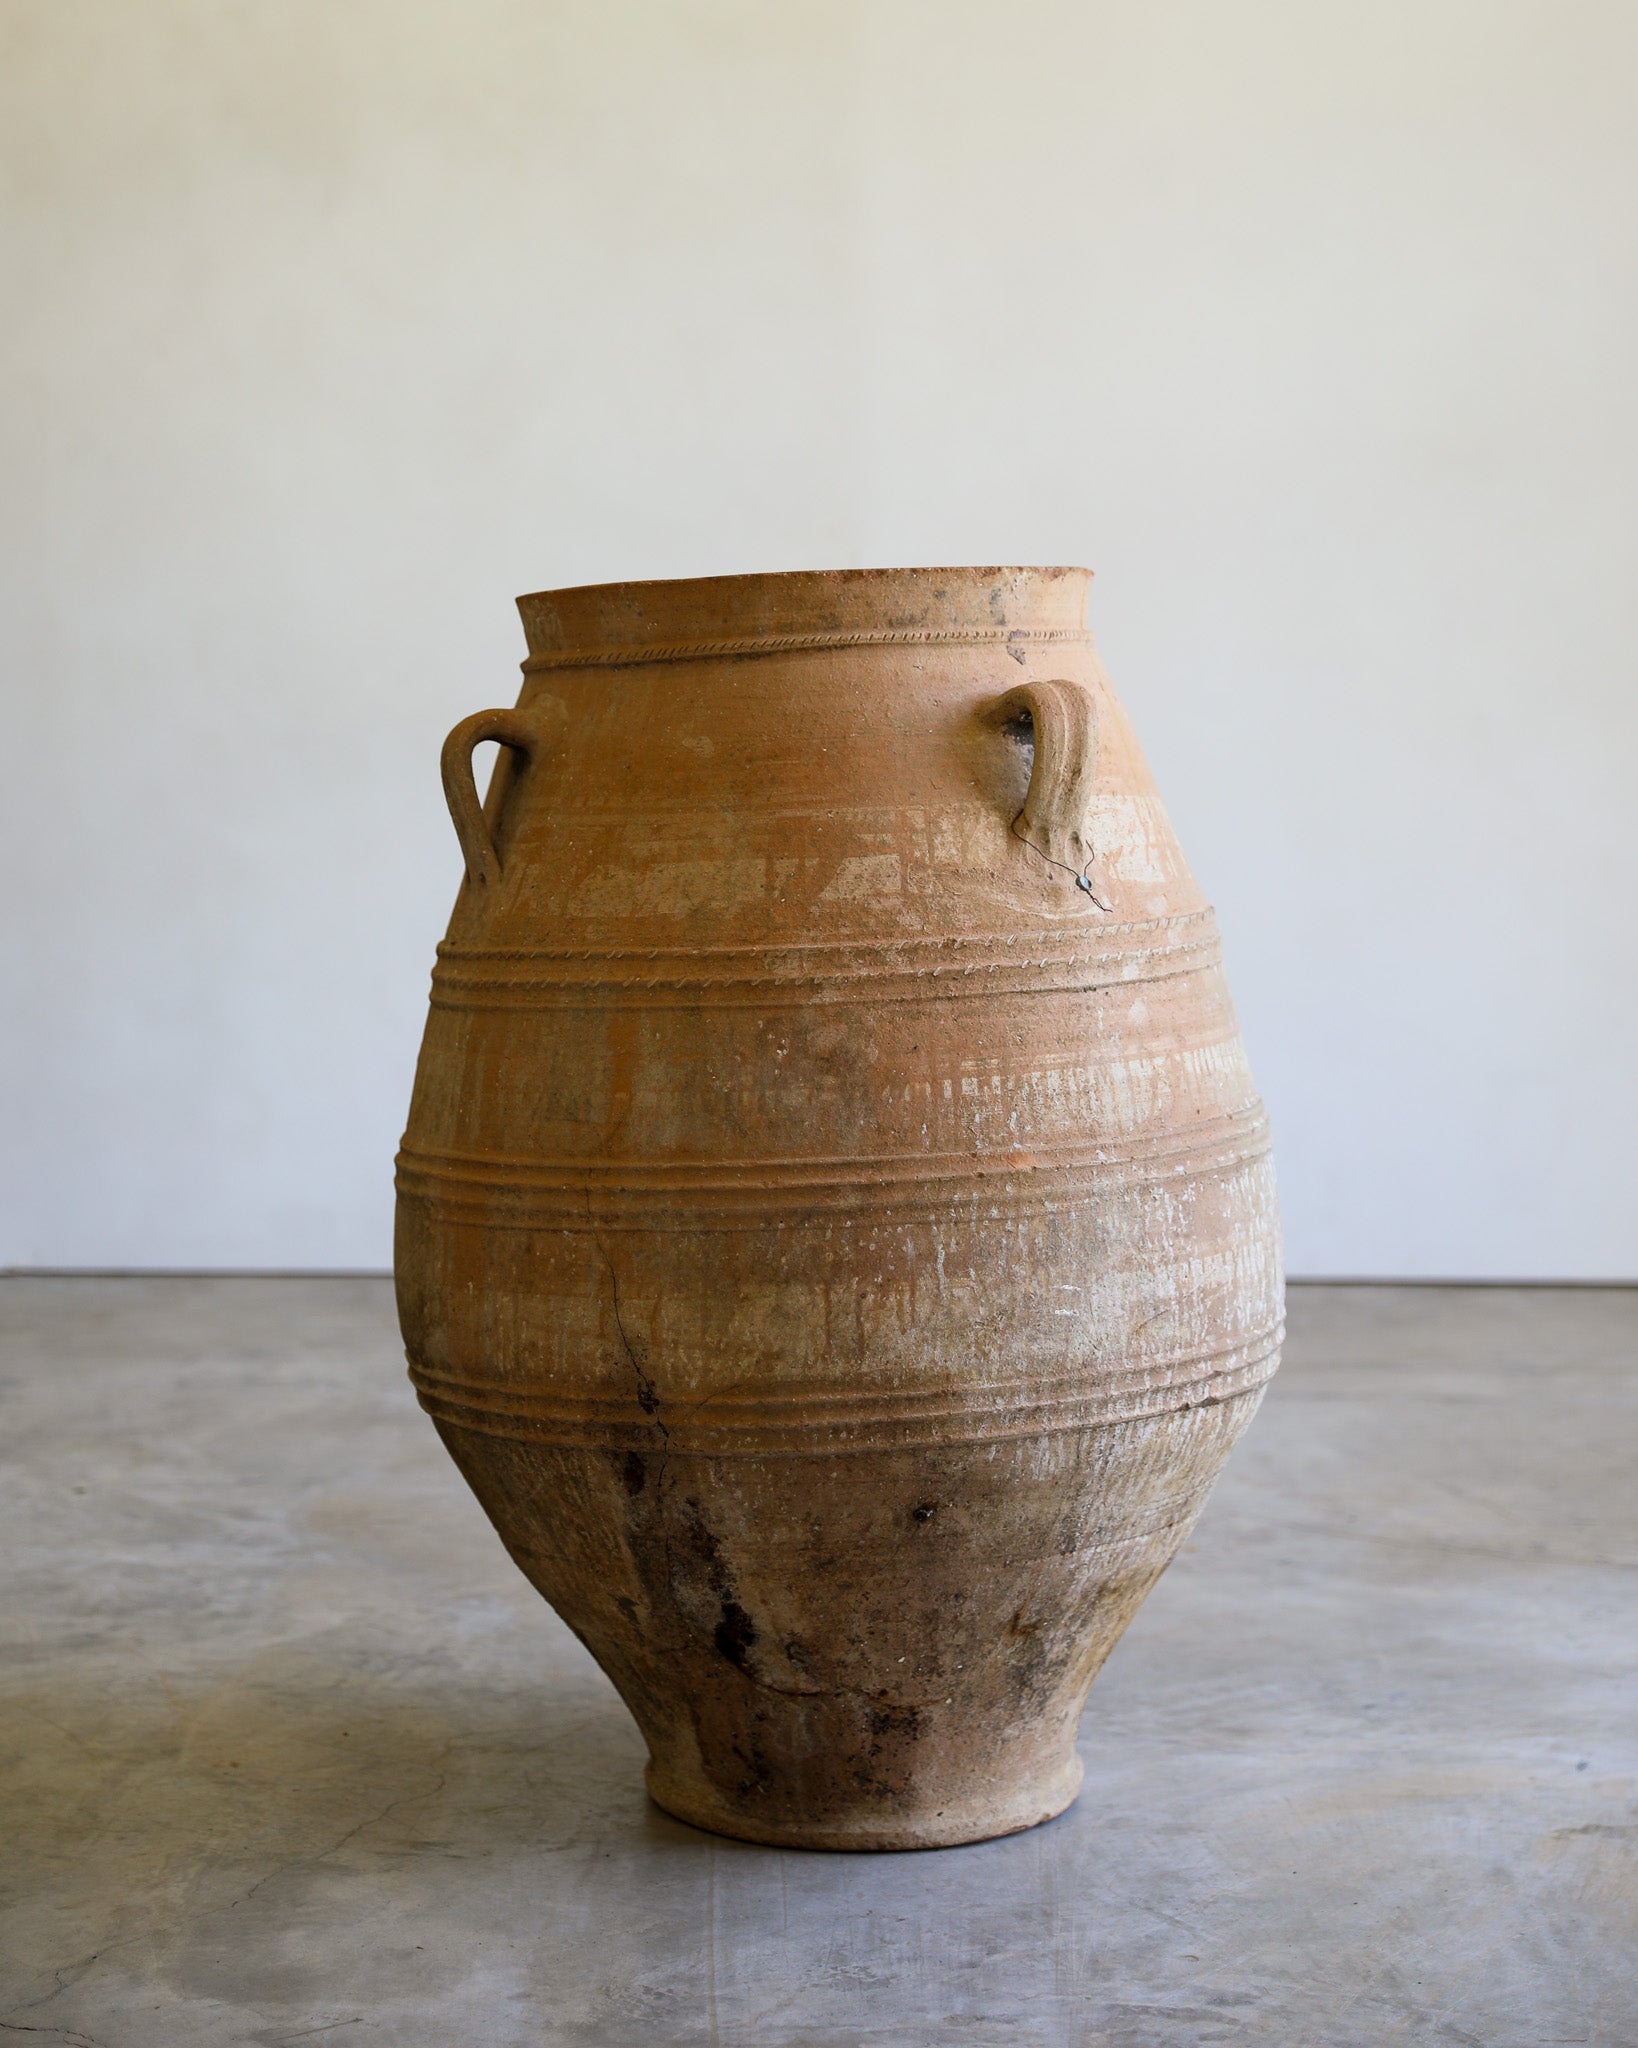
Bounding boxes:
1010 812 1113 910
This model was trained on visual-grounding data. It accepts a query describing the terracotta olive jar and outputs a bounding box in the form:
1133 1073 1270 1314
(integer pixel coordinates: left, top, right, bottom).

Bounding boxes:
395 567 1281 1850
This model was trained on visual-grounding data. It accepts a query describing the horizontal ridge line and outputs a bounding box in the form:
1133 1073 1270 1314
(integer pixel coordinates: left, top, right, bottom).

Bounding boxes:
411 1351 1280 1454
434 911 1214 968
396 1113 1271 1198
427 919 1223 1010
428 958 1219 1011
520 627 1093 672
394 1127 1275 1228
409 1325 1284 1424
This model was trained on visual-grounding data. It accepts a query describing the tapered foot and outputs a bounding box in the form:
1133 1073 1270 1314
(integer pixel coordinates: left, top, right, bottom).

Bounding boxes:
644 1748 1084 1852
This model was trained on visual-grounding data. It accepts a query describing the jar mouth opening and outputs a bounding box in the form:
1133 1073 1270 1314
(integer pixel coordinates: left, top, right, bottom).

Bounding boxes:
515 566 1093 671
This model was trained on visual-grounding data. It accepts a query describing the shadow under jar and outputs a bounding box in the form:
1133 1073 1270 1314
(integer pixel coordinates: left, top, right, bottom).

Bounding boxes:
395 566 1282 1850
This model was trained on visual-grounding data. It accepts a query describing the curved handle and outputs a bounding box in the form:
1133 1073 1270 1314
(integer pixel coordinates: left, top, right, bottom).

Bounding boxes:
994 677 1100 880
440 708 537 886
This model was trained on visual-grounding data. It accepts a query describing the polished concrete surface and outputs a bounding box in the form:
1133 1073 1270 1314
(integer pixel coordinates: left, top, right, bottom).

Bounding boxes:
2 1278 1634 2047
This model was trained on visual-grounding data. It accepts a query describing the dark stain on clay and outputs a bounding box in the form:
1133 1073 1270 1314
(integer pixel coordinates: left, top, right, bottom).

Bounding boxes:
605 1263 660 1417
867 1701 923 1740
713 1598 759 1670
851 1698 927 1798
679 1497 761 1677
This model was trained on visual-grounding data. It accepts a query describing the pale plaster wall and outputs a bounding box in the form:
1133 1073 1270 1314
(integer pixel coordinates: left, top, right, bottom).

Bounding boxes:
3 0 1635 1275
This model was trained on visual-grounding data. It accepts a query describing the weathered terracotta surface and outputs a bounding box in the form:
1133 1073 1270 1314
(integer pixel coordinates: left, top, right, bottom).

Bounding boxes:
396 567 1282 1850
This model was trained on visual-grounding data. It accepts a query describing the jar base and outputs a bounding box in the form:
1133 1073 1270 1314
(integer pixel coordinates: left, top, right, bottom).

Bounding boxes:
644 1750 1084 1853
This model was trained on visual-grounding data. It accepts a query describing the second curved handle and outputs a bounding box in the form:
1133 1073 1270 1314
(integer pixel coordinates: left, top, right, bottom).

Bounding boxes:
995 677 1100 876
440 708 538 887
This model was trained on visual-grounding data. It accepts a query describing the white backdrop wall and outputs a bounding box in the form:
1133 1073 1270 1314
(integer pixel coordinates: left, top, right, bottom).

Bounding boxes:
3 0 1635 1276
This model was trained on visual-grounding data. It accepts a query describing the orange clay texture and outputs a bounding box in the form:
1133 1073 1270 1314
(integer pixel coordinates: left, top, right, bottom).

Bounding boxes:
395 567 1283 1850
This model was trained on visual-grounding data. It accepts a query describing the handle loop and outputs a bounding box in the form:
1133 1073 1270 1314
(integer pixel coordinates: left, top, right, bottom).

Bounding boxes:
440 708 537 886
994 678 1103 895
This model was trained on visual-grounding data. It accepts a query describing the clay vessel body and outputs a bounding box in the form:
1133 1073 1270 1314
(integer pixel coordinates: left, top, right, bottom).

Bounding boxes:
396 567 1282 1850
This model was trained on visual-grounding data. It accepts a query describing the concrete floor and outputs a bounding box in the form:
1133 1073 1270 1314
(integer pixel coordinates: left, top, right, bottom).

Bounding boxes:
1 1279 1634 2047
